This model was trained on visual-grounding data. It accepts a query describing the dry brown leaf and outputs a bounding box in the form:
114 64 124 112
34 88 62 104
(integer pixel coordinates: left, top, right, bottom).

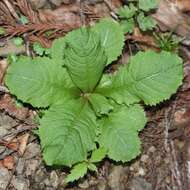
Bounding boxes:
176 0 190 12
153 0 190 38
2 156 15 170
18 133 30 155
0 94 29 120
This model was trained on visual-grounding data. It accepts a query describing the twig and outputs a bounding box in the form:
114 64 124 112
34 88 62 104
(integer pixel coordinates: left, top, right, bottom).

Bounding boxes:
103 0 118 19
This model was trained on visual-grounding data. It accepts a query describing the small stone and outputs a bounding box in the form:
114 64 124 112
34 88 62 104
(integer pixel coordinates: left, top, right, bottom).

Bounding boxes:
23 143 40 159
35 170 46 183
130 161 140 172
11 176 29 190
165 176 171 184
175 139 185 149
44 178 51 186
140 155 149 163
50 171 59 188
108 166 127 190
148 146 156 153
25 159 39 176
78 180 89 189
137 167 146 176
164 158 170 164
0 167 11 189
129 177 152 190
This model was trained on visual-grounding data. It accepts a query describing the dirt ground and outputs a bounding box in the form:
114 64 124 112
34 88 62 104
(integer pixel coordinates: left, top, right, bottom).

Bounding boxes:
0 0 190 190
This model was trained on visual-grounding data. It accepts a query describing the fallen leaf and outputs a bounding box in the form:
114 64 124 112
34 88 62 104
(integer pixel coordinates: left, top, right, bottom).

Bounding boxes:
0 94 29 120
153 0 190 38
18 133 30 155
3 156 15 170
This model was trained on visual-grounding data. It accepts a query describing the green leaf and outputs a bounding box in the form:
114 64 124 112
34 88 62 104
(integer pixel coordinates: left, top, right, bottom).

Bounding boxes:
19 15 29 25
90 147 107 163
99 104 147 162
96 51 183 106
88 93 113 116
5 56 79 107
137 12 156 31
64 28 107 92
117 4 137 19
92 18 125 65
120 18 135 34
139 0 158 11
65 162 88 183
33 42 50 56
50 37 66 63
39 99 97 166
12 37 23 47
88 163 97 172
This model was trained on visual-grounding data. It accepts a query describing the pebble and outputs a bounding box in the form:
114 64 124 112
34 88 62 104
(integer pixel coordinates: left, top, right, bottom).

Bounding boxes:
130 161 140 172
25 159 39 176
11 176 29 190
108 166 127 190
34 169 46 183
148 146 156 153
140 154 149 163
50 171 59 188
137 167 146 176
0 168 11 189
23 143 40 159
78 180 89 189
129 177 152 190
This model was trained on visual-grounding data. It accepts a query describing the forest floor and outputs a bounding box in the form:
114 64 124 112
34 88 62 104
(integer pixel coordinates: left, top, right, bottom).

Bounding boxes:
0 0 190 190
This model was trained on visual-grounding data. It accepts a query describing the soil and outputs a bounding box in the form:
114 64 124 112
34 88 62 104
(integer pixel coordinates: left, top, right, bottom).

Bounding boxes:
0 0 190 190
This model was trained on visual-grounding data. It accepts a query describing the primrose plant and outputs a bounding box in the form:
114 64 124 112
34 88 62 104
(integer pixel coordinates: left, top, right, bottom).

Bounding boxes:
5 18 183 183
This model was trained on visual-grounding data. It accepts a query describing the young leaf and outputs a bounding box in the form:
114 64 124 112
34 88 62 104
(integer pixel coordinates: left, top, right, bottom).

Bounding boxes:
65 162 88 183
117 4 137 19
88 93 113 116
90 147 107 163
137 12 156 31
50 37 66 62
138 0 158 11
19 15 29 25
120 18 135 34
92 18 125 65
5 56 79 107
12 37 23 47
99 104 147 162
96 51 183 106
39 99 97 166
88 163 97 172
64 28 107 92
33 42 50 56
